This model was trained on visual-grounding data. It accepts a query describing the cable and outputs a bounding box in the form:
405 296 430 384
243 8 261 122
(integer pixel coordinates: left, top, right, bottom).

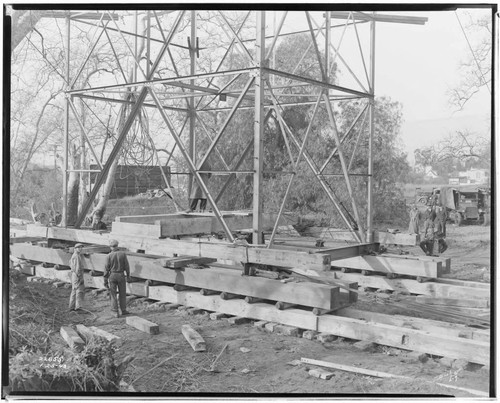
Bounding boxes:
454 11 491 94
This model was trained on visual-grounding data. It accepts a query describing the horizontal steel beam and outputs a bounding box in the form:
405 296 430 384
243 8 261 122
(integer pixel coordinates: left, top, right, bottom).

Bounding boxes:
330 11 428 25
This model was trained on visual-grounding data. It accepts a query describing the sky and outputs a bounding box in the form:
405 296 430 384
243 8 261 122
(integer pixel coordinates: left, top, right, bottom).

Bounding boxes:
277 8 492 165
370 9 492 163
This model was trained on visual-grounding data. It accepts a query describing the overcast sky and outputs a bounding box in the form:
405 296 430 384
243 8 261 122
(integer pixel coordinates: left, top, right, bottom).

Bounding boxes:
369 8 492 161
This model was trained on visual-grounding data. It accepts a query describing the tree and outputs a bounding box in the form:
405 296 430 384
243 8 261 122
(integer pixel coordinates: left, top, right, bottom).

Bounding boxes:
449 11 492 110
414 129 490 177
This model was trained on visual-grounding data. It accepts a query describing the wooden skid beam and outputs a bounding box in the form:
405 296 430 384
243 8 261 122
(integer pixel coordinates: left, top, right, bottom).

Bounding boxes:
112 221 162 238
24 225 331 270
11 243 339 309
332 271 489 299
334 307 489 343
302 228 419 246
158 217 213 236
316 315 488 365
330 254 446 278
9 236 45 244
148 285 489 365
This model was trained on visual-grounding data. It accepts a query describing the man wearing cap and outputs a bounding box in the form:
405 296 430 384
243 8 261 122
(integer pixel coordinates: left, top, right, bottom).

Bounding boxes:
69 243 86 312
103 239 131 317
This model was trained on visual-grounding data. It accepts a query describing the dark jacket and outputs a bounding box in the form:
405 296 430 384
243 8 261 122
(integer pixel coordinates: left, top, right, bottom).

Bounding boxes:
104 249 130 278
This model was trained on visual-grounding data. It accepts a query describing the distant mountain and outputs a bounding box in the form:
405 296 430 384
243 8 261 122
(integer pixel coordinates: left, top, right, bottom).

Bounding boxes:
401 114 490 165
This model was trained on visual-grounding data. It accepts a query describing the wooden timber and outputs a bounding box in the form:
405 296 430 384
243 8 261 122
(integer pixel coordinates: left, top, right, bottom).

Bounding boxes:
24 225 331 270
302 227 419 246
114 212 290 237
334 307 489 343
271 242 379 262
112 221 162 238
293 267 490 299
11 244 340 309
147 285 489 365
330 254 448 278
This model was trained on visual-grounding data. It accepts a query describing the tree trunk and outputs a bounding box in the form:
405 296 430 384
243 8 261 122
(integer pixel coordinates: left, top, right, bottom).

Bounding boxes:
91 14 147 216
67 145 80 226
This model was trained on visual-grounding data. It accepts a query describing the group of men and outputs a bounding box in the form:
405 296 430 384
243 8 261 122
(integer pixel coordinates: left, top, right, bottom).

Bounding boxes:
409 203 448 256
69 239 131 318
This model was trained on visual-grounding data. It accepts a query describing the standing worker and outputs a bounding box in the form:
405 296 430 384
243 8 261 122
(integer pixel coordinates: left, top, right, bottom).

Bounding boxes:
419 208 436 256
103 239 131 318
69 243 86 312
187 156 211 213
408 204 420 235
434 202 447 238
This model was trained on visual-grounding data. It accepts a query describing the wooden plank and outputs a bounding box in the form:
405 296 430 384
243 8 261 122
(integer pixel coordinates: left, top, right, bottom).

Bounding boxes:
301 358 488 397
60 326 85 351
25 225 331 270
181 324 206 352
116 213 186 224
112 221 161 238
158 217 213 236
9 236 45 244
330 255 443 277
35 265 72 283
435 278 490 289
331 270 490 299
76 324 122 346
334 307 489 343
302 228 419 246
147 285 319 329
316 315 489 365
415 295 489 308
126 316 160 334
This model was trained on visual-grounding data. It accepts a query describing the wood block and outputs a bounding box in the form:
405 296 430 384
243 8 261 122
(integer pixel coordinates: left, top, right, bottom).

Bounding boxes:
60 326 85 351
317 333 336 343
227 316 250 325
126 281 149 297
302 330 319 340
253 320 268 329
309 368 334 380
274 325 301 337
220 292 241 300
126 316 160 335
200 289 219 296
160 256 217 268
181 324 206 352
76 324 122 346
187 308 205 316
415 295 489 308
209 312 229 321
275 302 297 310
264 322 278 333
18 264 36 276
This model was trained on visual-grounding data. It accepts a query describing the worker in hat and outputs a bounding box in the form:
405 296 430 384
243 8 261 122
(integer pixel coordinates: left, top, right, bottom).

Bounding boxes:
69 243 86 312
103 239 131 317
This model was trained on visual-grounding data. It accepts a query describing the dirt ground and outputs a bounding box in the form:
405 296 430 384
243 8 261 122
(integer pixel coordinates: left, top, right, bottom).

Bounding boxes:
6 223 492 397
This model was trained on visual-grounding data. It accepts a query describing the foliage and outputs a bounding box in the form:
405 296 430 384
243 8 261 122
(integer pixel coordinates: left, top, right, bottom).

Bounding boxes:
9 338 125 392
414 130 490 177
9 165 62 220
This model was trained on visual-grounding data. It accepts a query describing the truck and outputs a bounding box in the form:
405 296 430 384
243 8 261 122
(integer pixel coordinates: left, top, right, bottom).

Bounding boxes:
414 185 490 226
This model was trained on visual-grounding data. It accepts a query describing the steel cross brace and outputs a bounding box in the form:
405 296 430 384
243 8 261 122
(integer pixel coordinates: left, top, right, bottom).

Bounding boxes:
74 10 186 228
